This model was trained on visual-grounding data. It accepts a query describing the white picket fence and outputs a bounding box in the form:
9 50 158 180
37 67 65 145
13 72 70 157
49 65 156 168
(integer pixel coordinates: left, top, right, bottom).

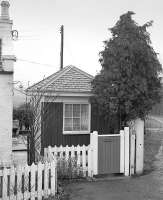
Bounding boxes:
44 144 94 177
0 161 57 200
44 130 132 177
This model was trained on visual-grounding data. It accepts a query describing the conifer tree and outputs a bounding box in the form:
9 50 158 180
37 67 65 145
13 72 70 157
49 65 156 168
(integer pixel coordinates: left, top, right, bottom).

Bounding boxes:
92 11 162 128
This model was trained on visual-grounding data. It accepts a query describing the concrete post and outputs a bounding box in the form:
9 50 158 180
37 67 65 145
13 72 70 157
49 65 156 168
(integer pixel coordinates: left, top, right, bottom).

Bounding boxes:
124 127 130 176
90 131 98 175
135 118 144 175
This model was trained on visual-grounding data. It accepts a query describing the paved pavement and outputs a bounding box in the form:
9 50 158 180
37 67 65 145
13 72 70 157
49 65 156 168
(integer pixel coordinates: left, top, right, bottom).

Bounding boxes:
65 130 163 200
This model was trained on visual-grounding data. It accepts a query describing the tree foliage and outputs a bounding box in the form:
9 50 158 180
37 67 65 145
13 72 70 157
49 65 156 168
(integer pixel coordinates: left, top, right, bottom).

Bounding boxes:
92 11 162 127
13 103 32 130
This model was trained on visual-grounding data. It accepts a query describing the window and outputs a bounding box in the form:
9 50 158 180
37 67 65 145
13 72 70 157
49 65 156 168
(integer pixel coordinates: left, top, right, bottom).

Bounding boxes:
63 103 90 134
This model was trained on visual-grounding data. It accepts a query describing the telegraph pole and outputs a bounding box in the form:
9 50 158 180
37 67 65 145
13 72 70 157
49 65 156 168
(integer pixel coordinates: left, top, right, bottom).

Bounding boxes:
60 25 64 70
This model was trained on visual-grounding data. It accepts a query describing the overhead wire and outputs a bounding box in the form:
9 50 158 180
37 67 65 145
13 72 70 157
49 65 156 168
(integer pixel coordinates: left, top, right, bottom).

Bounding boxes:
17 58 59 68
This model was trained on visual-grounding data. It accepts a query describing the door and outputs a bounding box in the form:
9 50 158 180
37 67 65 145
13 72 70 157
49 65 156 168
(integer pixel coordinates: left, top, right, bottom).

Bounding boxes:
98 135 120 174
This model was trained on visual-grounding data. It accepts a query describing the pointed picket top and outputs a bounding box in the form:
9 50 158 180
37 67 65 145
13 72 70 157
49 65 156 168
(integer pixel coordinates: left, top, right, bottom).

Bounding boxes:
65 145 70 160
71 145 75 158
31 162 36 168
37 161 43 168
77 144 81 152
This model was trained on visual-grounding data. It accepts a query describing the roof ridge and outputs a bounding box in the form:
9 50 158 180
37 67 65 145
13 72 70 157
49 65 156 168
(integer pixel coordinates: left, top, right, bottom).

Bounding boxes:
26 66 71 91
71 66 94 79
26 65 94 92
43 65 73 89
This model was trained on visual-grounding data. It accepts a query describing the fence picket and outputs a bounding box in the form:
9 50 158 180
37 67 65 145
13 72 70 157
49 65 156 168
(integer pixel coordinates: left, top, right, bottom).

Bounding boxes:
0 160 57 200
9 165 15 200
30 163 36 200
44 162 49 198
37 162 43 200
45 143 94 177
50 161 56 196
71 145 75 158
23 164 30 200
88 147 93 177
65 145 69 160
2 167 8 200
82 145 86 176
16 165 23 200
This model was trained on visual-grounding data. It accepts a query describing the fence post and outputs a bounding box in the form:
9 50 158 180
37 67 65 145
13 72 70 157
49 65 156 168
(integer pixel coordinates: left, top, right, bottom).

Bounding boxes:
130 130 136 175
124 127 130 176
90 131 98 175
120 130 125 173
135 118 144 175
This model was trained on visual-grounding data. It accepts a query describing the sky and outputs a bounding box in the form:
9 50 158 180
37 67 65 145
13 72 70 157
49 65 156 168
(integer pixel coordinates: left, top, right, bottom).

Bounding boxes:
7 0 163 88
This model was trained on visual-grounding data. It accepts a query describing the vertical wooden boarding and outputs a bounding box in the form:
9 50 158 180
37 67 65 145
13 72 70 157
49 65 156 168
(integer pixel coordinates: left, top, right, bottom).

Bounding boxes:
98 135 120 174
120 130 125 173
124 127 130 176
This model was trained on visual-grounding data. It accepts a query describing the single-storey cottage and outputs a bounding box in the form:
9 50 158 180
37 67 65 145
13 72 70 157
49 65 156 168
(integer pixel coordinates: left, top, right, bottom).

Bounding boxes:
27 65 114 154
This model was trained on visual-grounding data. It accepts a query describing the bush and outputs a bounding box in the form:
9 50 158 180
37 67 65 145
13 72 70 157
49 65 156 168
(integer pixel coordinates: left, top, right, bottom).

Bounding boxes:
57 157 84 180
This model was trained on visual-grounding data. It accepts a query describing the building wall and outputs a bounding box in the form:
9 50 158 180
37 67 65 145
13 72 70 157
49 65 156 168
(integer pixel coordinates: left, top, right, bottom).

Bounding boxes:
41 96 91 153
0 73 13 165
0 1 15 166
40 96 115 153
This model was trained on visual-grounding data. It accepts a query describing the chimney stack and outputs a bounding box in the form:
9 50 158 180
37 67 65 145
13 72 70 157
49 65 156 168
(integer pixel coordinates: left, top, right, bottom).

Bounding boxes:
1 1 10 20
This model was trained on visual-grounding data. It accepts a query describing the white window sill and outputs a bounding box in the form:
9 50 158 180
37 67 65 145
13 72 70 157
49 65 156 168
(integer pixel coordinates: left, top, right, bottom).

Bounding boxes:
63 131 90 135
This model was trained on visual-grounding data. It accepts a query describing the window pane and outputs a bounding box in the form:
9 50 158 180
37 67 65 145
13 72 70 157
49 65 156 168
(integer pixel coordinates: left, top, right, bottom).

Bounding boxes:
81 105 89 130
73 104 80 117
73 118 80 131
64 118 72 131
65 104 72 118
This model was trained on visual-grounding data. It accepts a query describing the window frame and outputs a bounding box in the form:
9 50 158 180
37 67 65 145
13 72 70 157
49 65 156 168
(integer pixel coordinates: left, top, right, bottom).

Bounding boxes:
63 102 91 135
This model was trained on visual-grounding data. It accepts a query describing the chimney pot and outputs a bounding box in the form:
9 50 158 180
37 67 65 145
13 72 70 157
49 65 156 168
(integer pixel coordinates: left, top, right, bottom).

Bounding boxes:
1 1 10 20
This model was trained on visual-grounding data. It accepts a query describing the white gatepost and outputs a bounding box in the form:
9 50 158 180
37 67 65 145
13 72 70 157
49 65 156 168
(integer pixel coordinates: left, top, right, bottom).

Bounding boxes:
90 131 98 175
135 118 144 175
130 130 136 175
120 130 125 173
124 127 130 176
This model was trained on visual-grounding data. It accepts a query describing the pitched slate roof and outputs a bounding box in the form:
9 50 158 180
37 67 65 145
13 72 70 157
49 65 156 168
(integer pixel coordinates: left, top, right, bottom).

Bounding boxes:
27 65 94 93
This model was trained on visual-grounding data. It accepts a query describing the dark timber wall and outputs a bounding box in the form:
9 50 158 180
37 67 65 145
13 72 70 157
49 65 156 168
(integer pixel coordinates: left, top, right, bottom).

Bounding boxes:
41 102 90 152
